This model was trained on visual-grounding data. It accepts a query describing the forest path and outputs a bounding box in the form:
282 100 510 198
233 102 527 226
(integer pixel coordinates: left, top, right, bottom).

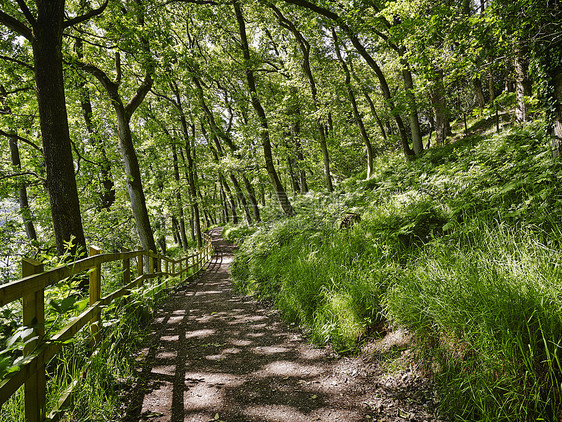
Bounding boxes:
121 228 438 422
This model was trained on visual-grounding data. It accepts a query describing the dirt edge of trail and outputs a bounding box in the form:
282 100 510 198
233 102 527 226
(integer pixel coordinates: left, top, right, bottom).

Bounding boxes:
119 228 442 422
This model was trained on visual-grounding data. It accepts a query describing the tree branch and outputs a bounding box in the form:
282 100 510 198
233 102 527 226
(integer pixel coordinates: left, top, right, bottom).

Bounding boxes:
0 10 32 40
0 171 44 182
15 0 36 28
125 73 153 120
64 0 108 28
76 60 119 96
0 129 43 153
0 54 34 71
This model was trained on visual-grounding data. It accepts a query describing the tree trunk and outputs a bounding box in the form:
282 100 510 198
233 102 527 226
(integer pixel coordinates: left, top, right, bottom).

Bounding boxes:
171 215 182 247
401 64 423 155
230 173 253 226
333 28 375 178
171 85 202 248
550 63 562 158
9 137 37 241
114 103 157 254
221 175 239 224
242 175 261 222
429 69 451 145
32 1 87 255
473 76 487 108
235 1 295 216
514 46 532 123
219 184 229 224
172 144 189 249
488 70 496 102
287 154 300 193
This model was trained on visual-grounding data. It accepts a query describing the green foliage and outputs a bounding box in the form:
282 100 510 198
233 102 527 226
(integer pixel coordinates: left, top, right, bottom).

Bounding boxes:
231 119 562 419
385 222 562 420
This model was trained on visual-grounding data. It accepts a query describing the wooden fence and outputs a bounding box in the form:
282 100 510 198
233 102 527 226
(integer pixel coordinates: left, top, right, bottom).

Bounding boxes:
0 235 213 421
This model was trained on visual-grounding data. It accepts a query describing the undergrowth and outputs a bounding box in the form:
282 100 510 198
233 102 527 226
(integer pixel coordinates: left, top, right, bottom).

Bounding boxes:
0 273 177 422
229 120 562 421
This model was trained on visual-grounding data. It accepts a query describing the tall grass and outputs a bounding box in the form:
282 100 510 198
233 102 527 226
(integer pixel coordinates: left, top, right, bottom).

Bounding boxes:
0 275 175 422
230 120 562 420
385 222 562 420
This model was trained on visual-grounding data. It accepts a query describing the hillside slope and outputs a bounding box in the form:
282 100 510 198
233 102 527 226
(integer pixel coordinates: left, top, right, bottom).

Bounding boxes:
228 119 562 421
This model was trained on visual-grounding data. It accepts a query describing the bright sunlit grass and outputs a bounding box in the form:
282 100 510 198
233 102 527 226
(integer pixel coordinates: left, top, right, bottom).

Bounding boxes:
230 119 562 420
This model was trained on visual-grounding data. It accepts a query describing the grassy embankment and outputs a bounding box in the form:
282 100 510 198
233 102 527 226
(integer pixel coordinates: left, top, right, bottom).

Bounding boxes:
226 117 562 421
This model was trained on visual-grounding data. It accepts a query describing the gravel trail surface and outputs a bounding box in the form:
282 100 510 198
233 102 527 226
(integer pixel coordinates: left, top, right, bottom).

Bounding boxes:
121 229 440 422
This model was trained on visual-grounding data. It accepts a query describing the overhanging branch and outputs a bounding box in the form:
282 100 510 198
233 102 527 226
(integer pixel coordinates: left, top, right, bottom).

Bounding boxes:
64 0 108 28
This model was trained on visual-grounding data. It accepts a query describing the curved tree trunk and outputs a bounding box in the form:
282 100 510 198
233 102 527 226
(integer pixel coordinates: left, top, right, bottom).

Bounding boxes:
270 4 334 191
235 1 295 216
114 102 157 254
333 29 374 178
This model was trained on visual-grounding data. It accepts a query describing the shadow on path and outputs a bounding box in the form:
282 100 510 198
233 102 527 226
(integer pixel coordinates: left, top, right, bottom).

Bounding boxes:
121 229 377 422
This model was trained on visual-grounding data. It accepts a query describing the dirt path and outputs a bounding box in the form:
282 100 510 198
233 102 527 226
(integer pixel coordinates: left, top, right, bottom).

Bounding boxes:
121 229 439 422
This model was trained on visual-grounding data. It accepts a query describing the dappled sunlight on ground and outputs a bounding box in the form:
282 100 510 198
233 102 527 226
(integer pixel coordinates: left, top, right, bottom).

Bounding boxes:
121 230 387 422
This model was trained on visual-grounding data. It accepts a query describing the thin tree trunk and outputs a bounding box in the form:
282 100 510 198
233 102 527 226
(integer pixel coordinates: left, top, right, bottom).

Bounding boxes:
172 144 189 249
235 1 295 215
488 69 496 102
270 4 332 191
550 62 562 158
401 63 423 155
9 137 37 241
230 173 253 225
170 84 202 248
221 175 239 224
333 28 374 178
219 184 229 224
242 175 261 222
171 215 182 247
514 46 532 123
429 69 451 145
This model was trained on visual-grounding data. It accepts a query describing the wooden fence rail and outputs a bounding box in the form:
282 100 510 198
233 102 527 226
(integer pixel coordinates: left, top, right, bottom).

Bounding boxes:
0 234 213 422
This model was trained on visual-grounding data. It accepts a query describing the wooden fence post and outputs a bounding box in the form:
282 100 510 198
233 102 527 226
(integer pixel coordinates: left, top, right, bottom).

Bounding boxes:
137 252 144 287
149 254 154 275
165 260 169 288
22 258 45 422
89 246 101 347
122 250 130 287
